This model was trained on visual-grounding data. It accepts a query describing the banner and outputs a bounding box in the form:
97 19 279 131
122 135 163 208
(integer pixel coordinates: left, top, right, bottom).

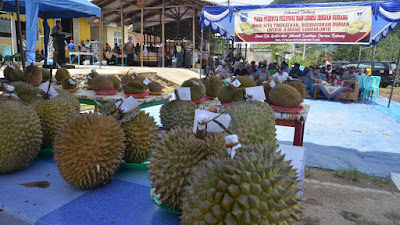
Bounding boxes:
235 6 372 44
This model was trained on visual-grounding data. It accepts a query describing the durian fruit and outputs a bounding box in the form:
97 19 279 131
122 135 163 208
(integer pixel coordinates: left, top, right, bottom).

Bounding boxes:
235 76 256 88
11 81 40 103
61 77 77 90
269 84 302 108
263 81 273 104
4 63 20 80
223 101 276 148
24 64 42 86
233 88 245 102
159 100 196 130
148 81 163 93
10 67 25 81
134 74 146 83
90 76 115 91
217 85 235 103
205 76 222 97
107 75 121 90
148 127 226 212
181 78 206 101
288 81 306 99
121 111 158 163
57 90 81 112
88 71 100 80
32 92 80 148
55 68 70 82
0 101 43 173
121 74 134 85
41 68 51 81
54 113 125 189
124 81 145 94
181 144 302 224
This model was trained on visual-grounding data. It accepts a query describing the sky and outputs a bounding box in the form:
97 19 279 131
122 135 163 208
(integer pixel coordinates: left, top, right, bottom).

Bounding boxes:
210 0 274 6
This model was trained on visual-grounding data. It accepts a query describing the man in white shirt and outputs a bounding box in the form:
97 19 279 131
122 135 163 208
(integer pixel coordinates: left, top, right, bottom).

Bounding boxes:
216 62 230 75
273 68 289 83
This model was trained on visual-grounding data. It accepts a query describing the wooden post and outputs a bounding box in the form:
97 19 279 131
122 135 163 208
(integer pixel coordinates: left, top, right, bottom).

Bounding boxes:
15 0 25 69
200 29 203 79
141 6 144 67
208 29 211 53
99 9 104 69
120 0 125 67
162 0 165 67
192 7 196 68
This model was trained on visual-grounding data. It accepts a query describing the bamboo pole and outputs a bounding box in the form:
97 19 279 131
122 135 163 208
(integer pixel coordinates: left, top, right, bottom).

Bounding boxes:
388 47 400 108
99 10 104 69
192 7 196 68
141 6 144 67
15 0 25 69
120 0 125 67
162 0 165 67
200 29 203 79
371 45 377 71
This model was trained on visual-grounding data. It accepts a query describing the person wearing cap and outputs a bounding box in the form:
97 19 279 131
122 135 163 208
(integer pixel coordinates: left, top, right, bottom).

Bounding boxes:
216 62 230 75
281 61 290 74
289 63 303 78
234 63 247 76
324 57 331 67
255 65 271 85
272 68 289 83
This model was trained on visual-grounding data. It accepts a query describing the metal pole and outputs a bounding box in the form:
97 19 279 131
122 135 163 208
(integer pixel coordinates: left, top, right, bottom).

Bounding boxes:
371 45 377 71
162 0 165 67
388 47 400 108
15 0 25 69
120 0 125 67
358 46 362 61
141 6 144 67
200 29 203 79
192 7 196 68
303 43 305 60
99 10 104 69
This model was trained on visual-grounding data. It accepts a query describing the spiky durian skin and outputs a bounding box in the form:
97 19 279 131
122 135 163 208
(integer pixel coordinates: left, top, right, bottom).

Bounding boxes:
206 76 222 97
88 71 100 80
41 68 51 81
269 84 302 108
55 68 70 82
4 63 19 80
57 90 81 112
223 101 276 148
181 144 302 225
121 75 134 85
0 101 43 173
11 81 40 103
61 77 77 90
90 76 115 91
10 68 25 81
32 93 80 148
288 81 306 100
263 81 273 104
159 100 196 130
233 88 245 102
235 76 256 88
54 113 125 189
148 127 226 212
123 81 145 94
148 81 163 93
181 78 206 101
24 64 42 86
121 111 158 163
107 75 121 90
217 85 235 103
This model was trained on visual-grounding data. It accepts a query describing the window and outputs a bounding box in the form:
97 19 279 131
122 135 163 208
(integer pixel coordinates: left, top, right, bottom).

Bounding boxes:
374 62 385 69
0 19 12 38
113 31 122 47
358 62 371 69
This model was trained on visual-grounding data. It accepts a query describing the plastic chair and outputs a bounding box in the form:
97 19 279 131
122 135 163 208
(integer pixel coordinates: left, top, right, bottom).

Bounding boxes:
362 76 381 102
0 44 20 66
357 76 365 101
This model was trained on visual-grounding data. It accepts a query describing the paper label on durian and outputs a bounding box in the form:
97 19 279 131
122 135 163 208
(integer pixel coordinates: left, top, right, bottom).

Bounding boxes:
4 84 15 92
88 75 92 80
193 109 231 133
57 63 61 69
134 72 138 76
143 78 151 85
68 79 76 85
226 77 232 83
9 62 15 69
232 79 241 88
270 79 276 88
120 96 140 113
288 76 294 80
175 87 191 100
192 80 200 86
39 81 59 98
245 86 266 101
92 69 96 73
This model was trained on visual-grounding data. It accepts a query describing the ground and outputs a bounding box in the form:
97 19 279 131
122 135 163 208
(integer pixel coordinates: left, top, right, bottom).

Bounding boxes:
380 86 400 103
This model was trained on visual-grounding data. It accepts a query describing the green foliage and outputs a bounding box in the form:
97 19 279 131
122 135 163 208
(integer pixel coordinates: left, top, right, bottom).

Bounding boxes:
257 44 291 62
334 165 362 181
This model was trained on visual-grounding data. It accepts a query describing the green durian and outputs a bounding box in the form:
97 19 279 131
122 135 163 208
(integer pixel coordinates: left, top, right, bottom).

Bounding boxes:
263 81 273 104
159 100 196 130
10 81 40 103
233 88 245 102
57 90 81 112
182 144 302 224
235 76 256 88
269 84 302 108
288 80 306 99
41 68 51 81
55 68 70 82
121 74 134 85
107 75 121 90
124 81 145 94
181 78 206 101
223 101 276 148
90 76 115 91
61 77 77 90
4 63 20 80
134 74 146 83
0 101 43 173
10 68 25 81
217 85 235 103
148 81 163 93
24 64 42 86
54 113 125 189
205 76 222 97
88 71 100 80
121 111 158 163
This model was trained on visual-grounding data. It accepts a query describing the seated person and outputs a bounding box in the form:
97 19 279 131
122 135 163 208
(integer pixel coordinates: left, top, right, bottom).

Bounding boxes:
245 63 255 75
234 63 248 76
112 43 120 54
328 71 340 85
254 65 271 85
289 63 303 78
268 63 276 75
216 62 230 75
272 68 289 83
303 67 321 96
343 66 358 82
227 63 235 73
317 73 327 80
104 46 117 65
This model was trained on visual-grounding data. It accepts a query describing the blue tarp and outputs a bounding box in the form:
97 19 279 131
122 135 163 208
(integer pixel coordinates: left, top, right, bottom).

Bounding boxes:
2 0 101 64
200 1 400 45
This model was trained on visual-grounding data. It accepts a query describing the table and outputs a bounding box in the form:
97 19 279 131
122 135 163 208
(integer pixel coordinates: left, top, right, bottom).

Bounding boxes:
198 99 310 146
0 144 305 225
69 52 95 65
115 54 128 66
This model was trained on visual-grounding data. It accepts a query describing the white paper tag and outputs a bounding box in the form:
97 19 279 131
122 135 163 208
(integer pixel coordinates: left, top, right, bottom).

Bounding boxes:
4 92 19 99
88 75 92 80
193 112 209 133
270 79 276 88
245 86 266 101
57 63 61 69
92 69 96 73
120 96 140 113
39 81 59 99
193 109 231 133
9 63 15 69
68 78 76 85
288 76 294 80
192 80 200 86
4 84 15 92
143 78 151 85
226 77 232 83
175 87 191 101
232 79 241 88
96 165 100 172
134 72 138 77
225 134 242 159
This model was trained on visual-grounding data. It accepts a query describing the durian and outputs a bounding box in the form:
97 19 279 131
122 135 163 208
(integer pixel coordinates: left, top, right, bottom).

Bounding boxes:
148 81 163 93
134 74 146 83
90 76 115 91
217 85 235 103
24 64 42 86
54 113 125 189
10 67 25 81
233 88 245 102
205 76 222 97
11 81 40 103
55 68 70 82
159 100 196 130
263 81 273 104
61 77 77 90
41 68 51 81
0 101 43 173
124 81 145 94
223 101 276 148
121 111 158 163
181 144 302 224
88 71 100 80
4 63 20 80
288 81 306 99
235 76 256 88
121 74 134 85
269 84 302 108
181 78 206 101
57 90 81 112
107 75 121 90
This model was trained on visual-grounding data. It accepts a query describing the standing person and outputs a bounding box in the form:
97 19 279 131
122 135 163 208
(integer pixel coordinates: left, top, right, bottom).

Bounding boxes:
158 42 163 67
125 37 135 66
227 49 234 63
255 65 271 85
51 20 63 64
324 57 331 67
273 68 289 83
185 40 194 68
84 39 91 64
67 40 75 63
303 67 321 96
206 54 215 75
135 43 140 54
78 40 86 64
174 40 184 68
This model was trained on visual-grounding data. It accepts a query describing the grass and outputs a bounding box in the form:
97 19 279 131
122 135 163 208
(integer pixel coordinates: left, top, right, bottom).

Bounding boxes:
379 86 400 102
334 166 363 181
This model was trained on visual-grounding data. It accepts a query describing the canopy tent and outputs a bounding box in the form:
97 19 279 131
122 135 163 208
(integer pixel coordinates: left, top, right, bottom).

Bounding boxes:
2 0 101 65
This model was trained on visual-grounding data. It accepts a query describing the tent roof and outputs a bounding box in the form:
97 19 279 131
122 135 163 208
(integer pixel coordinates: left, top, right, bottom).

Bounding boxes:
2 0 101 18
200 1 400 45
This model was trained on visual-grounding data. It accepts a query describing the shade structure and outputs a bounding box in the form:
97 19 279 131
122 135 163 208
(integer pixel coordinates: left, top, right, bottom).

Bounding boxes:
2 0 101 64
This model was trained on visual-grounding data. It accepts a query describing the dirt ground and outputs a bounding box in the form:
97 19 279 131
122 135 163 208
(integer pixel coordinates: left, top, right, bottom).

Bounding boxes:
380 86 400 102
